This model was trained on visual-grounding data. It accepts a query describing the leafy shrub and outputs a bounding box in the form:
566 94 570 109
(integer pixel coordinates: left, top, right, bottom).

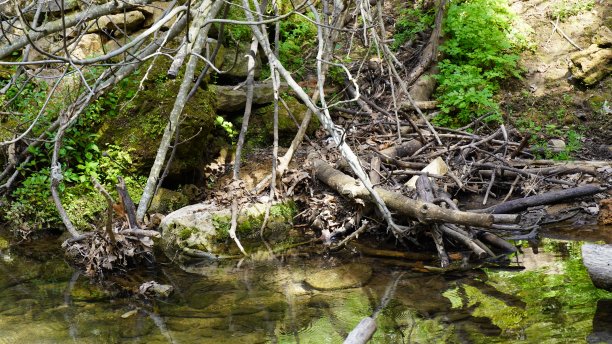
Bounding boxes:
278 13 317 77
550 0 594 21
433 0 527 127
1 75 145 234
392 6 435 50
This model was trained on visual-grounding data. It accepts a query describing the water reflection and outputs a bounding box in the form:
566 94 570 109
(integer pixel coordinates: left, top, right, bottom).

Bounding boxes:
0 233 611 343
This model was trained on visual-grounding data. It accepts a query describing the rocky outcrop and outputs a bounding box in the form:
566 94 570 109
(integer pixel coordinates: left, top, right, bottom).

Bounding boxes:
89 11 146 34
219 43 262 80
570 26 612 85
68 33 104 59
148 188 189 214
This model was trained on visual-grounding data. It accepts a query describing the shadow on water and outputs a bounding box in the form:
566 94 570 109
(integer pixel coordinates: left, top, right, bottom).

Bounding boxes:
0 223 611 343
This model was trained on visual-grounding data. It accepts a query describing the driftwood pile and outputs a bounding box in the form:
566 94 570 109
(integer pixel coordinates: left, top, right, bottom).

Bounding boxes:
63 177 160 276
302 119 609 267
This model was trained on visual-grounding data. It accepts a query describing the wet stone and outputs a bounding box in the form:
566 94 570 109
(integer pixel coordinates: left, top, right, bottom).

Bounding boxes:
304 263 373 291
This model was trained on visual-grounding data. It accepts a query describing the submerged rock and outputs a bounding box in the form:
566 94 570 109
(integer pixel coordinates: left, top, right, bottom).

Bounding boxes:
304 263 373 290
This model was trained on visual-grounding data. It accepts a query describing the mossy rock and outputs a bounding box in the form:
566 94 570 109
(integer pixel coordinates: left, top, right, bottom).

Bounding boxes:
160 201 297 259
149 187 189 214
248 96 320 146
97 59 217 176
219 42 262 81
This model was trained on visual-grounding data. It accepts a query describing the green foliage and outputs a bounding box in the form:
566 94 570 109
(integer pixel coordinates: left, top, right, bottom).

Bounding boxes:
2 75 145 234
392 5 435 50
550 0 595 21
433 0 528 127
214 115 238 140
224 4 252 44
278 13 317 77
515 117 582 160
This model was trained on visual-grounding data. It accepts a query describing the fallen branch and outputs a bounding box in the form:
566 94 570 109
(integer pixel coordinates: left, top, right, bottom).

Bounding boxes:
477 184 606 214
312 157 518 227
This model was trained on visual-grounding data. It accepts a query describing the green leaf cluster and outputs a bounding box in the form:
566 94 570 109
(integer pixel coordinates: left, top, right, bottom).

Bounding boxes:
550 0 594 21
392 5 435 50
434 0 527 127
278 13 317 77
1 74 144 234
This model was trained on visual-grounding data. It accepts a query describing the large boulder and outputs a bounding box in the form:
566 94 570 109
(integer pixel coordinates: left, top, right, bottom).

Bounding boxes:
219 43 262 81
249 96 319 145
140 1 176 29
96 59 217 177
149 188 189 214
159 201 297 259
68 33 104 59
88 11 146 34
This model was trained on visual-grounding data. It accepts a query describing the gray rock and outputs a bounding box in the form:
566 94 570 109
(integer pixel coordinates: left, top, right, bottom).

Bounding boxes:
549 139 566 150
88 10 145 34
220 43 262 79
140 1 176 29
159 201 296 259
304 263 373 290
215 81 288 112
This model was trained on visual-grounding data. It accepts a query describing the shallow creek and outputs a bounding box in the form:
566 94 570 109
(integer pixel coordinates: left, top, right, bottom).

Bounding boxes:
0 223 611 344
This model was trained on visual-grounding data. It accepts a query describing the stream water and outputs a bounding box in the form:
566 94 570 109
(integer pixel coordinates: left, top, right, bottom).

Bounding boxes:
0 224 611 344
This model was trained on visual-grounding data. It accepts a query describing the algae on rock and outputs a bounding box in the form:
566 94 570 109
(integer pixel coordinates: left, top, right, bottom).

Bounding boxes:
96 60 218 177
160 201 297 259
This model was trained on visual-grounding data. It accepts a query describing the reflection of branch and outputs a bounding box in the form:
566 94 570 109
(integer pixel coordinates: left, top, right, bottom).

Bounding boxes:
345 272 406 344
63 271 80 340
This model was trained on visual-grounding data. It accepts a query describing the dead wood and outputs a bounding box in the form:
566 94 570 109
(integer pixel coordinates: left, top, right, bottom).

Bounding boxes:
344 317 377 344
311 157 518 227
404 0 447 86
477 184 606 214
416 175 450 266
91 177 116 244
378 139 423 163
400 100 438 111
350 242 436 261
117 177 139 229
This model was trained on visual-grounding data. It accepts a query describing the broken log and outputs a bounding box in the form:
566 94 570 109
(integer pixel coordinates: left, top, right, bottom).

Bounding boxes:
582 243 612 291
477 184 606 214
378 139 423 163
416 175 450 267
312 158 518 227
399 100 438 111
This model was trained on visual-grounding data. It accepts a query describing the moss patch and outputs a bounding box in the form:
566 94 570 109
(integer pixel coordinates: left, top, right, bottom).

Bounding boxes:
97 59 217 175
